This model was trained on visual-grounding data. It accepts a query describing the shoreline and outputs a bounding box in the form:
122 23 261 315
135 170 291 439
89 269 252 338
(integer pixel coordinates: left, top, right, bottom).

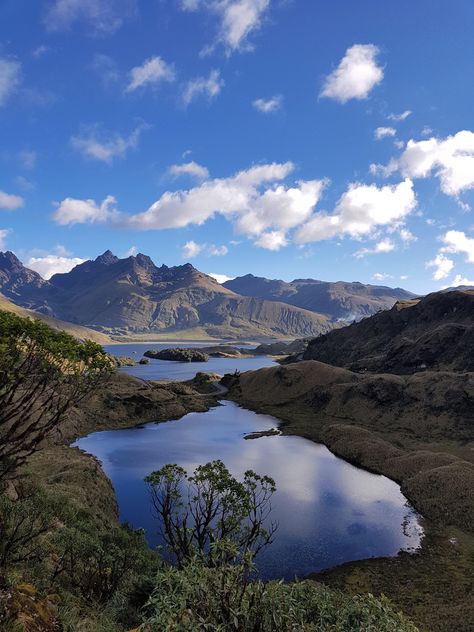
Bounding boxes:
27 366 474 631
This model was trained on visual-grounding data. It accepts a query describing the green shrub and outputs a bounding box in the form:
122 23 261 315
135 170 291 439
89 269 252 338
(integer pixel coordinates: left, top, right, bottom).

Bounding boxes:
141 558 419 631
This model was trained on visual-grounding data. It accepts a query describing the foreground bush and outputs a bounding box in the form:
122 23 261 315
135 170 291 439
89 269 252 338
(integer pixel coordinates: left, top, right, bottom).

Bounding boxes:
0 310 110 482
141 558 419 631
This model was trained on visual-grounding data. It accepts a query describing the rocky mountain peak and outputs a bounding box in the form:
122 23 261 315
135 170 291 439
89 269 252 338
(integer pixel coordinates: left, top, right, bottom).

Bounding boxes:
95 250 119 265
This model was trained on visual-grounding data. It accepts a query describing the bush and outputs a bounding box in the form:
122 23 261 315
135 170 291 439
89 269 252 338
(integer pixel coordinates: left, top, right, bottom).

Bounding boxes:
0 310 111 482
144 460 277 567
141 558 419 631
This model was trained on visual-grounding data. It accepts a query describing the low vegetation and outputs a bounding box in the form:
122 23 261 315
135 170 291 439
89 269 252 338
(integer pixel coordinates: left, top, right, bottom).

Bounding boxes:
0 310 420 630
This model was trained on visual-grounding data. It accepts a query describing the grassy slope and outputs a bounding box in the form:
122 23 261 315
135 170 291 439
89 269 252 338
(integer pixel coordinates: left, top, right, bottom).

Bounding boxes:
0 294 113 344
228 361 474 632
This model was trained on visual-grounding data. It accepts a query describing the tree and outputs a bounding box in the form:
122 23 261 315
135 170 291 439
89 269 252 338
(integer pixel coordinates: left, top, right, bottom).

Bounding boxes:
145 460 277 568
0 311 111 482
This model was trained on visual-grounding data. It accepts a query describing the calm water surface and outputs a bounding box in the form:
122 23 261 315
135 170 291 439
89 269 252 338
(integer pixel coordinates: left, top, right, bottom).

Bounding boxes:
75 400 422 579
105 343 275 381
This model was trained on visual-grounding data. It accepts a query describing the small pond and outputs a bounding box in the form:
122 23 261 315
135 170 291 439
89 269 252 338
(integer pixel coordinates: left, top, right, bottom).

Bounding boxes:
75 400 422 580
105 343 276 381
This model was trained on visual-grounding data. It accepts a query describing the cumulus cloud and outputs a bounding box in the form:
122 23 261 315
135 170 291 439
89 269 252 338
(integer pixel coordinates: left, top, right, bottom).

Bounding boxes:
126 56 175 92
123 163 327 254
252 95 282 113
426 253 454 280
375 126 396 140
182 69 224 106
353 238 396 258
169 161 210 180
254 230 288 250
449 274 474 287
369 158 398 178
0 191 24 211
372 272 392 282
387 110 411 122
0 58 21 106
295 179 416 244
181 240 228 258
399 130 474 196
320 44 383 103
0 229 10 250
52 195 117 225
441 230 474 263
44 0 135 33
207 272 234 284
181 0 271 54
182 240 203 258
27 254 85 279
71 124 148 164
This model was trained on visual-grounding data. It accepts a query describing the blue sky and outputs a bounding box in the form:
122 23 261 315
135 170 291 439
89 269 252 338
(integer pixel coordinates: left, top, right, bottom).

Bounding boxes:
1 0 474 293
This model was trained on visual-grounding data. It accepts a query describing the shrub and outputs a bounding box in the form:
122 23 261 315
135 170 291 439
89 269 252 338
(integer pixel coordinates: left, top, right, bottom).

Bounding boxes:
0 310 111 482
141 558 419 631
144 460 277 567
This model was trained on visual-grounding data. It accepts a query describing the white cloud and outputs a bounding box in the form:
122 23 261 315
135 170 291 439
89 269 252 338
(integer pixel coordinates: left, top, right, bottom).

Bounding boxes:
44 0 134 33
399 130 474 196
182 240 203 258
369 158 398 178
0 191 24 211
26 254 85 279
252 95 282 113
295 179 416 243
71 124 148 164
354 238 396 258
320 44 383 104
18 150 37 170
254 230 288 250
169 161 210 180
449 274 474 287
182 69 224 106
426 253 454 280
123 245 138 257
441 230 474 263
181 241 228 258
126 56 175 92
207 272 234 284
375 126 396 140
387 110 411 122
208 244 228 256
181 0 271 54
0 229 10 250
118 162 328 252
372 272 392 282
32 45 50 59
52 195 117 225
0 58 21 106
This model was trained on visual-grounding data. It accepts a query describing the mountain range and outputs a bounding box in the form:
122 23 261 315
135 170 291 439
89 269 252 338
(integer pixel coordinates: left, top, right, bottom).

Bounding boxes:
224 274 414 320
0 250 415 340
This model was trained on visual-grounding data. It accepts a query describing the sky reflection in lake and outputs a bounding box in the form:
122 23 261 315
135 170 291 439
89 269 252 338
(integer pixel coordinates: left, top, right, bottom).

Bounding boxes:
75 400 422 579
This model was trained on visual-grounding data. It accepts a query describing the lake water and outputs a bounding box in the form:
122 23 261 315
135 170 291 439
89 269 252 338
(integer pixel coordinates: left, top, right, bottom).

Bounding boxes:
105 343 276 381
75 400 422 580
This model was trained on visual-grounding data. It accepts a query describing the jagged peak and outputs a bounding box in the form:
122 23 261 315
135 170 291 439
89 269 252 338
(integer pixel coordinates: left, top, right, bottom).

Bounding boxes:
0 250 22 266
95 250 119 265
134 253 155 268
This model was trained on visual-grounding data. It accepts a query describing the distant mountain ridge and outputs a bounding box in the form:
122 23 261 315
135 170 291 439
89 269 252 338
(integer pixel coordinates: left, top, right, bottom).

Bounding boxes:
223 273 414 320
0 251 336 339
